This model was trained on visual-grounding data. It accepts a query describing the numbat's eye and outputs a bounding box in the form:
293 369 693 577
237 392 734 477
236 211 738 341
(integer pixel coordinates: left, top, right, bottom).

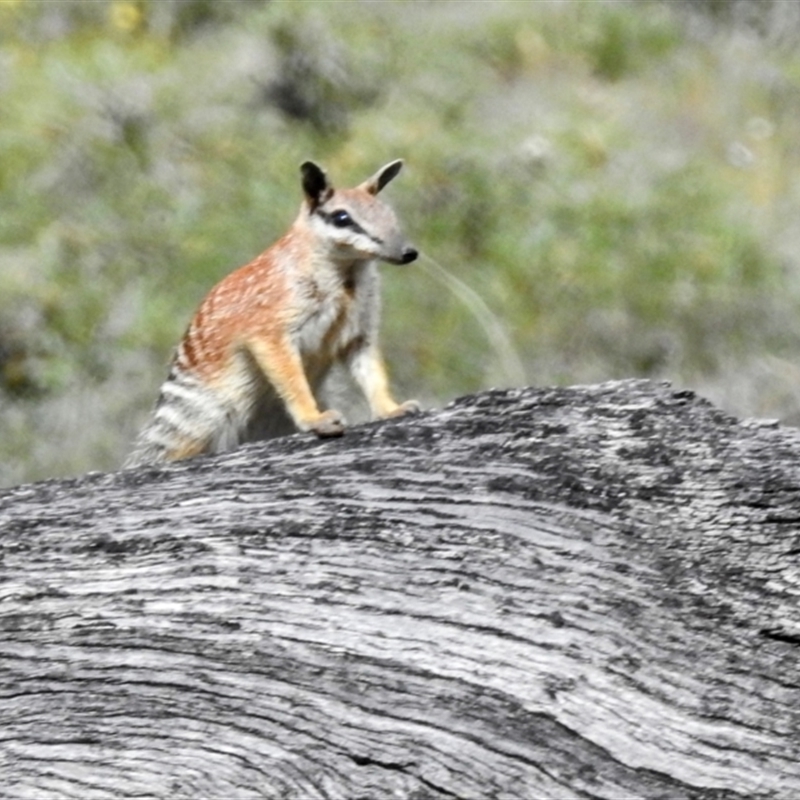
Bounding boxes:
330 210 354 228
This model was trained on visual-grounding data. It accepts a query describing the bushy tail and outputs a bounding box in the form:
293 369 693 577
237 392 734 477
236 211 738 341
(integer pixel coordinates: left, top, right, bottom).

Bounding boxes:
123 370 224 468
123 434 172 469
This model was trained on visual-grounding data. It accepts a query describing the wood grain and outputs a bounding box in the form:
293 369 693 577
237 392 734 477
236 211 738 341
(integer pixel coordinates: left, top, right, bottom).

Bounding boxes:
1 379 798 798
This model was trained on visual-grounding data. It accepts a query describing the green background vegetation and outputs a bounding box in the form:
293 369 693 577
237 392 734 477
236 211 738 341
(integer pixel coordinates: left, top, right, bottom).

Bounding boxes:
2 0 800 487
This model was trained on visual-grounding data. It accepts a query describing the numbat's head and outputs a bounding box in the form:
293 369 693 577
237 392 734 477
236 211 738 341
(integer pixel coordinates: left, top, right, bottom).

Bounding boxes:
301 159 418 266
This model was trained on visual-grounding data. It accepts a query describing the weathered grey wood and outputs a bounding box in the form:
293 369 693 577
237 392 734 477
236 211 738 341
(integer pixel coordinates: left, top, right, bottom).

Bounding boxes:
1 379 799 799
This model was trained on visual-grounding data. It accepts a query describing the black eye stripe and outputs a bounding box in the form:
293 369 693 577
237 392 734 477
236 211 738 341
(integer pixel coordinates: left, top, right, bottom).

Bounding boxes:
316 208 383 244
331 209 353 227
317 209 356 229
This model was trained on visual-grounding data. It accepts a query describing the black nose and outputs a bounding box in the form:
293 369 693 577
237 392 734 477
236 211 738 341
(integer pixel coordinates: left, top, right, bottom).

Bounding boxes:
401 247 418 264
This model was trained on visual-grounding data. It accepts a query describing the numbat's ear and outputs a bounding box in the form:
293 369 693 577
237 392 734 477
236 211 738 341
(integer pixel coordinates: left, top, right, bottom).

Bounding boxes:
301 161 334 208
360 159 403 196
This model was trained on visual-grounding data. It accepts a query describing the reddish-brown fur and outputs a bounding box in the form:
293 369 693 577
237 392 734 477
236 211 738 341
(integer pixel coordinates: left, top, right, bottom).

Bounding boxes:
125 160 418 468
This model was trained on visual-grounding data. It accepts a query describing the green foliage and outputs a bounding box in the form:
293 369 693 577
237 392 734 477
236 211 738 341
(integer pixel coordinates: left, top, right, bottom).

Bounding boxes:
1 0 800 486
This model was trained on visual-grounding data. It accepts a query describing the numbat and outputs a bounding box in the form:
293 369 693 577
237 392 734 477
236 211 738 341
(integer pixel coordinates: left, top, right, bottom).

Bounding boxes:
125 159 419 468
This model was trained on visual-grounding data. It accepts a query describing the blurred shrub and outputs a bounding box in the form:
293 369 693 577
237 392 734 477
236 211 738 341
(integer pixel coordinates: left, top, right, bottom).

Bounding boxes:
681 0 800 41
1 0 800 486
263 16 385 134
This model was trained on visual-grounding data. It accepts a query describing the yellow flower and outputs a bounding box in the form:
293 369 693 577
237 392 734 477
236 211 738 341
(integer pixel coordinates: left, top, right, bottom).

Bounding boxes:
109 1 143 34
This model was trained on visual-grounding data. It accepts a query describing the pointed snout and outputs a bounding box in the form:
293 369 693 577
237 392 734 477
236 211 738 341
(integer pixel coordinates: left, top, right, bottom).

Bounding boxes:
383 245 418 265
381 244 418 266
400 246 418 265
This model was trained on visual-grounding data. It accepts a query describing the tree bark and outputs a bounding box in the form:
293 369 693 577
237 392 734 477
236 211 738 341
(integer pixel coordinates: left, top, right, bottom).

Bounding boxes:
1 379 799 799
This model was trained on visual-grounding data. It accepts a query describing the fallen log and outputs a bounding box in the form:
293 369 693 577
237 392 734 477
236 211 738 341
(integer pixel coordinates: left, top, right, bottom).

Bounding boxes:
1 379 798 798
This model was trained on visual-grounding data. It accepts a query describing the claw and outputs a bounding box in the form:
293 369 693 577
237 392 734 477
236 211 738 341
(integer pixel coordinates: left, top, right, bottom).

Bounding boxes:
309 409 346 438
385 400 420 419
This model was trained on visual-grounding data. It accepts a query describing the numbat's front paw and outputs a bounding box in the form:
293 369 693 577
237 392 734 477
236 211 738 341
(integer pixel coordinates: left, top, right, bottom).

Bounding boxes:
308 409 346 438
386 400 421 418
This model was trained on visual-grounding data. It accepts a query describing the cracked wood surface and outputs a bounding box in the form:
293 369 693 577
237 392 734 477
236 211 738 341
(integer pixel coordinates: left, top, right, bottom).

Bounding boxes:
1 379 799 799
